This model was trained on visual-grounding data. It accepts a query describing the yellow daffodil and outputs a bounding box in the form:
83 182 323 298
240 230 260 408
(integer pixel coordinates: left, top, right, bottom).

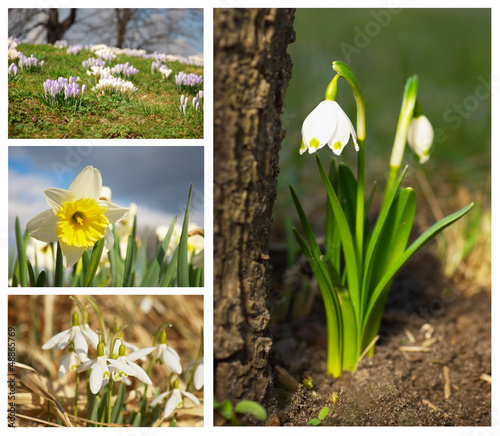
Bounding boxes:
26 166 128 269
300 100 359 156
407 115 434 163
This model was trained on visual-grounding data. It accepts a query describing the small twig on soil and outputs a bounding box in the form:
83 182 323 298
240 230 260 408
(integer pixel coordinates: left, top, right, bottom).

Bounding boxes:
422 399 449 417
421 337 438 348
354 335 379 372
399 346 432 352
404 328 416 344
443 365 451 399
480 373 492 384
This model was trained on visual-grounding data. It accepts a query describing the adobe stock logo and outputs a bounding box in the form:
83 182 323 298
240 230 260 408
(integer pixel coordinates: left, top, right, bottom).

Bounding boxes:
340 7 403 62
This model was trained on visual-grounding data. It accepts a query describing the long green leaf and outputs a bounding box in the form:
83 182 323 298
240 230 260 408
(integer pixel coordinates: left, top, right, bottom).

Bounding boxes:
368 188 416 289
293 229 343 377
110 382 125 423
35 271 46 287
15 217 28 287
363 202 474 330
54 242 64 287
122 235 137 287
27 260 36 287
178 184 193 287
325 160 341 272
141 216 177 287
316 154 360 319
84 238 105 287
290 185 324 262
361 166 408 308
362 188 416 354
338 163 357 235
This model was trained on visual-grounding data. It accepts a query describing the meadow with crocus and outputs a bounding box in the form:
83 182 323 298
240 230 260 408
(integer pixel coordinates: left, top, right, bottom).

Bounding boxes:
8 295 204 427
8 38 203 139
9 165 204 287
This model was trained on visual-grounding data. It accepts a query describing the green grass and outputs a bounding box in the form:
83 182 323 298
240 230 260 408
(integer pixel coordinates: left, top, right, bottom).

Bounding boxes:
9 43 203 139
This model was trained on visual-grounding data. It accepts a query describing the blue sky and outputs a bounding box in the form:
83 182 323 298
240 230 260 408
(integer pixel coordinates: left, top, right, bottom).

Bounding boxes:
20 8 203 56
8 146 204 248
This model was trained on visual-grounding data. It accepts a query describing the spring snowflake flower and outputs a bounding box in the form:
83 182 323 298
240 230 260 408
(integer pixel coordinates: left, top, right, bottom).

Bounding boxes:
300 100 358 156
26 166 128 268
42 312 89 361
407 115 433 164
77 341 138 394
151 378 200 418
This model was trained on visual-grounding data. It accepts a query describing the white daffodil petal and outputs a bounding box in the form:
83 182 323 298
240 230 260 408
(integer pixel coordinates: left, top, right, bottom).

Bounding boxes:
59 241 87 269
26 209 60 243
69 166 102 200
44 188 75 212
101 201 129 224
164 389 183 418
151 390 171 407
103 227 114 253
42 328 71 350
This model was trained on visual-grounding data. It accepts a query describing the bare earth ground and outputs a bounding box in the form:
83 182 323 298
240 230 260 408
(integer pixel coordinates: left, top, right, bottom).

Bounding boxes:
269 247 491 426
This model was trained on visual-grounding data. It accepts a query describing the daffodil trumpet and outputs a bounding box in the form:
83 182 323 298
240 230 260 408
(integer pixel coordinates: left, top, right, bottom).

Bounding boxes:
291 61 474 378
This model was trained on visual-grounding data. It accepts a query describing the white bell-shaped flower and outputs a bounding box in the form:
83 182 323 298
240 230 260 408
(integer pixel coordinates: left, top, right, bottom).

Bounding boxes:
300 100 358 156
407 115 433 164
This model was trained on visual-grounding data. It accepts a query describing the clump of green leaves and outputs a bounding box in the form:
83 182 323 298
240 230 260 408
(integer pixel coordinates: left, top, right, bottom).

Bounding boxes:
214 398 267 425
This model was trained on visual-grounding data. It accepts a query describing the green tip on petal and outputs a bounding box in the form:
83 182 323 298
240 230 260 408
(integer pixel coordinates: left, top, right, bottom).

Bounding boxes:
333 141 342 151
72 311 79 327
300 141 306 152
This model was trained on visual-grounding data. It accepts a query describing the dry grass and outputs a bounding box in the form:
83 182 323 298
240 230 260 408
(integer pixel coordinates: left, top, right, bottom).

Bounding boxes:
8 295 204 427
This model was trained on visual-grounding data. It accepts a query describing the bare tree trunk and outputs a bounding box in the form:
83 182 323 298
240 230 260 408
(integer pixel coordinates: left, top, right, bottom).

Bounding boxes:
214 8 295 422
46 9 77 44
115 8 133 48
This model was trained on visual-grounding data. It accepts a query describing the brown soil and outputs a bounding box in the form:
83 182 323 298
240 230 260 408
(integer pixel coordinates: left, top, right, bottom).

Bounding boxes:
267 247 491 426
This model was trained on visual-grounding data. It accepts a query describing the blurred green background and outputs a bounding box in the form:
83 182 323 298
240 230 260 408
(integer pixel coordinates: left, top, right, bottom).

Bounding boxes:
275 8 491 240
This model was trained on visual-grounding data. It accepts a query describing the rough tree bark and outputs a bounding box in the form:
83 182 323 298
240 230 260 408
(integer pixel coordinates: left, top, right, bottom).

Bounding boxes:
46 9 77 44
214 8 295 419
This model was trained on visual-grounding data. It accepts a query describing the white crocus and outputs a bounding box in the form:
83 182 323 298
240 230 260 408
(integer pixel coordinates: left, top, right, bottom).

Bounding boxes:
42 312 89 361
77 342 137 394
300 100 358 156
407 115 433 164
26 166 128 268
151 378 200 418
